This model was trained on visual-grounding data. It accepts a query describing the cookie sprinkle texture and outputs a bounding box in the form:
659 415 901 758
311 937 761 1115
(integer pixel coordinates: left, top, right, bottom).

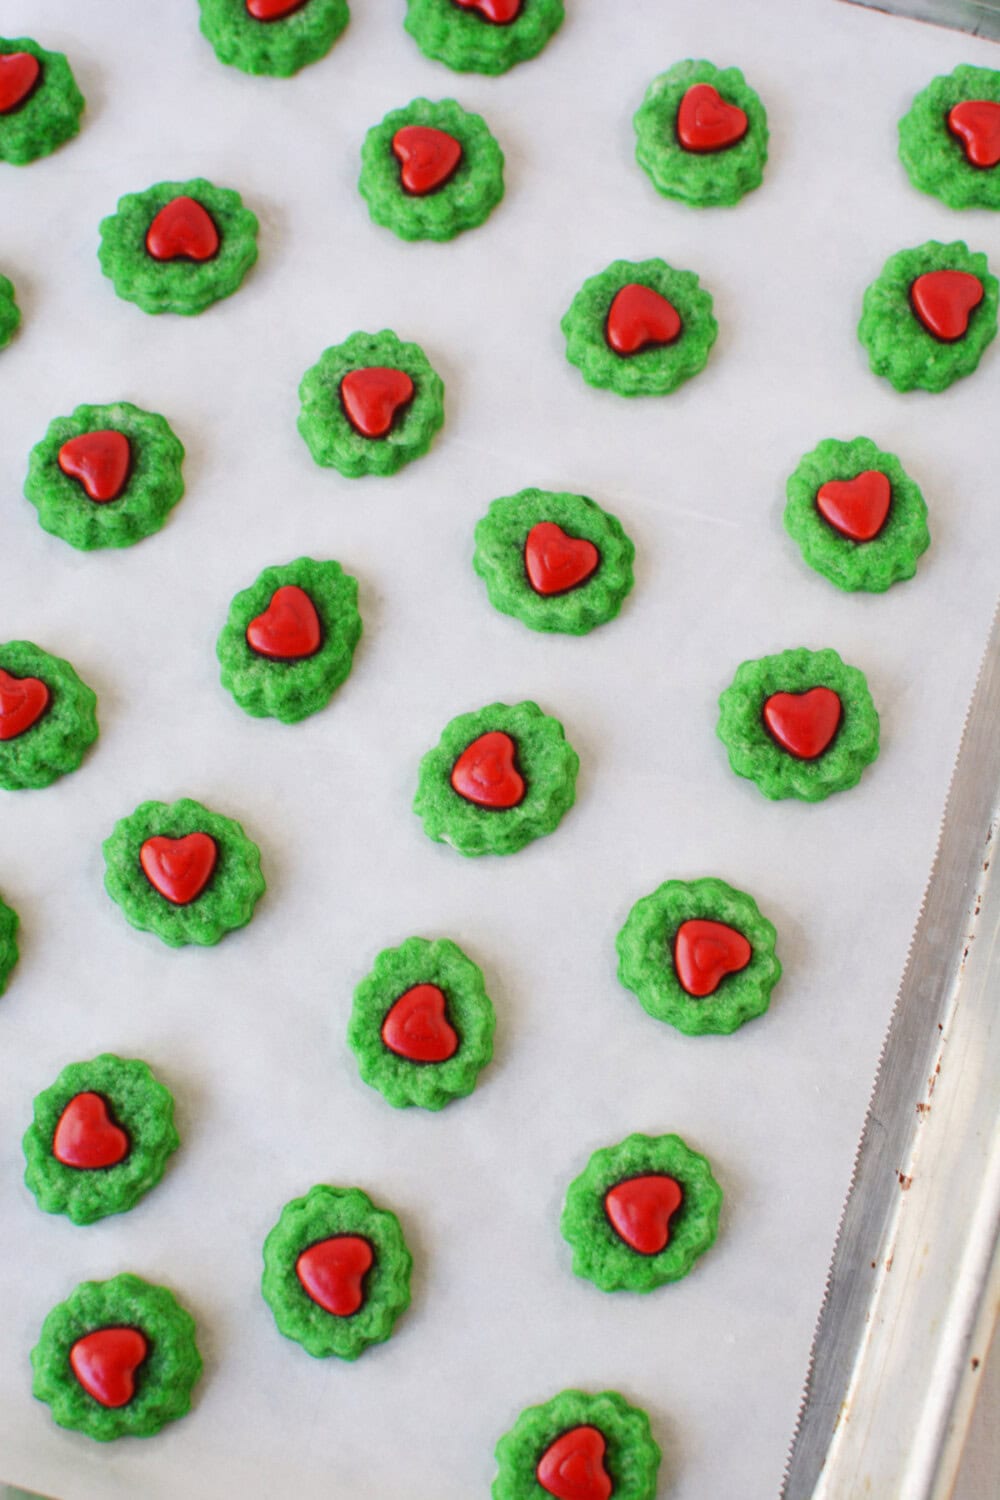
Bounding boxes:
717 647 880 802
899 66 1000 211
784 436 930 593
23 1054 179 1225
103 798 265 947
617 876 781 1036
0 37 84 165
404 0 564 75
359 97 504 241
218 557 362 722
0 273 20 347
0 641 98 791
0 893 18 994
473 489 635 634
262 1184 412 1359
634 59 768 207
298 330 445 477
98 177 259 316
858 240 998 393
562 258 718 397
199 0 350 77
561 1133 723 1293
348 936 496 1109
493 1388 662 1500
32 1274 201 1441
24 402 185 551
414 700 579 856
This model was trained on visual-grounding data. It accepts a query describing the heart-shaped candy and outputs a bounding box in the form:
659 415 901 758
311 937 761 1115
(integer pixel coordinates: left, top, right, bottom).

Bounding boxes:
0 668 49 741
247 0 308 18
676 83 749 153
763 687 842 760
453 0 523 20
392 125 463 195
53 1092 129 1169
0 52 40 115
381 984 459 1063
910 269 984 341
606 283 681 355
246 585 321 660
340 368 415 438
816 470 891 542
947 100 1000 169
296 1236 373 1317
674 919 751 997
145 197 220 263
536 1426 613 1500
58 431 131 503
450 730 525 809
524 522 600 596
70 1328 148 1409
140 833 218 905
604 1174 684 1256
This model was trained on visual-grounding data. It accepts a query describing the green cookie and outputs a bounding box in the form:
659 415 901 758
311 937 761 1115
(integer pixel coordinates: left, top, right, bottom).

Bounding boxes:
0 641 98 791
0 37 84 165
493 1389 662 1500
404 0 564 76
634 59 768 207
899 66 1000 211
199 0 349 77
0 273 20 347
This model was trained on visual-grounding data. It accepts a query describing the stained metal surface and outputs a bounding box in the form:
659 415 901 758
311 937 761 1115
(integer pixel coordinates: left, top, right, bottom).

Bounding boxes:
842 0 1000 40
783 604 1000 1499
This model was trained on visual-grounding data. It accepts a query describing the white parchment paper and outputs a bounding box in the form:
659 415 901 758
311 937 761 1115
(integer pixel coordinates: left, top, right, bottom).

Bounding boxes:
0 2 997 1496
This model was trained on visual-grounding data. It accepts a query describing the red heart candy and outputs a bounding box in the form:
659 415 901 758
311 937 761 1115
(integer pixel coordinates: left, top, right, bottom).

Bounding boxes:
604 1174 684 1256
0 52 40 115
606 283 681 355
392 125 463 196
381 984 459 1063
53 1092 129 1169
247 0 308 18
145 197 220 263
0 668 49 741
246 585 321 660
764 687 842 760
450 730 525 809
58 431 132 503
70 1328 148 1409
947 100 1000 169
453 0 522 20
296 1236 373 1316
910 270 984 341
340 368 415 438
676 83 749 153
674 919 752 998
536 1426 613 1500
524 522 600 596
140 833 218 905
816 470 891 543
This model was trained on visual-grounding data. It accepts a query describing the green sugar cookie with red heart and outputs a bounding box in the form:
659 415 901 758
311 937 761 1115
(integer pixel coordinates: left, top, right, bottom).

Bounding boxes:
0 640 98 791
198 0 350 78
24 400 186 551
23 1054 179 1225
414 699 579 856
31 1273 201 1441
634 58 768 207
348 936 496 1109
899 65 1000 211
0 37 84 165
262 1184 412 1360
474 488 635 635
404 0 564 76
717 646 880 802
858 239 998 393
561 1132 723 1293
103 797 265 948
299 330 444 478
784 436 930 594
617 875 781 1036
218 556 361 722
98 176 258 316
493 1388 661 1500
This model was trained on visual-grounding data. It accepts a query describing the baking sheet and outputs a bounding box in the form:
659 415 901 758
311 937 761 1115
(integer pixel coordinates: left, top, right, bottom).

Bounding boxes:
0 2 997 1496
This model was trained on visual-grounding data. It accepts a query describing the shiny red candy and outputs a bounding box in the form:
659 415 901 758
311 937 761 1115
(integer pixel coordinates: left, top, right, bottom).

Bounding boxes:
70 1328 148 1409
676 83 748 152
453 0 522 20
0 53 40 115
53 1092 129 1169
340 368 415 438
450 731 525 809
604 1174 684 1255
392 126 463 195
246 585 321 660
524 523 599 596
0 669 49 741
140 833 218 905
910 270 984 341
674 919 752 997
536 1426 613 1500
816 470 891 542
296 1236 373 1317
947 100 1000 169
58 431 131 503
763 687 842 760
145 197 220 262
381 984 459 1062
606 283 681 355
247 0 308 18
